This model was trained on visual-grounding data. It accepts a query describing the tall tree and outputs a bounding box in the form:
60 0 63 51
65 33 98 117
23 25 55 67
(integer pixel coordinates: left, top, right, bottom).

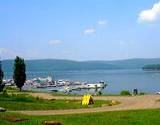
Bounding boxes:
13 56 26 91
0 60 4 92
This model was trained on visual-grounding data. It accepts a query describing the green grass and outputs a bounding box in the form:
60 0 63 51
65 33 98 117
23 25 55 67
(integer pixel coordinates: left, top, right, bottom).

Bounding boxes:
0 93 112 110
1 109 160 125
51 92 82 96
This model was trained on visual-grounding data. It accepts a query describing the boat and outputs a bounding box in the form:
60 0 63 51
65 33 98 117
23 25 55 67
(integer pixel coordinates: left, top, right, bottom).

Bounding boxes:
36 85 47 88
81 81 107 89
56 80 71 86
51 89 58 92
46 85 57 87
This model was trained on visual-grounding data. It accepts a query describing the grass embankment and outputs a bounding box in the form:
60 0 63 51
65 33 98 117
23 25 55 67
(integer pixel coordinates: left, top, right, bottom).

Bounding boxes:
1 109 160 125
0 93 113 110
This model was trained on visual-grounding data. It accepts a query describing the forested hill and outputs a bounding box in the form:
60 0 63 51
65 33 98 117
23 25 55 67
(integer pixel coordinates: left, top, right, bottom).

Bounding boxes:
2 59 120 72
143 64 160 70
2 58 160 72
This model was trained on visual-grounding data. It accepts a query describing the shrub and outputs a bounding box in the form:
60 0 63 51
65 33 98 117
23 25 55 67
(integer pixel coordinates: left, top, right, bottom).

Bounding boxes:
5 86 18 90
120 90 131 96
2 89 8 97
97 91 102 96
139 92 145 95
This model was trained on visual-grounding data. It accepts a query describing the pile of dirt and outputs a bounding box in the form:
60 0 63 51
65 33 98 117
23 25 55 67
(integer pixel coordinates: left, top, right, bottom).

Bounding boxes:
43 121 62 125
5 116 29 122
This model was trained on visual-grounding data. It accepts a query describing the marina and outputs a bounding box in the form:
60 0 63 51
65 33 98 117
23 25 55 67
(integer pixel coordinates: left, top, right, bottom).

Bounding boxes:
3 76 108 94
3 69 160 94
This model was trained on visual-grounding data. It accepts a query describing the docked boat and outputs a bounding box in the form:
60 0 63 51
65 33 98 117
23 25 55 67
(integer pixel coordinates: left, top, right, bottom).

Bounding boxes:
82 81 107 89
36 85 47 88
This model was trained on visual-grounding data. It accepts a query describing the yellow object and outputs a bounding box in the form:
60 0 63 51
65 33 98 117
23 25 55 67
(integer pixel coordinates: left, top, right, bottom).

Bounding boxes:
82 94 94 106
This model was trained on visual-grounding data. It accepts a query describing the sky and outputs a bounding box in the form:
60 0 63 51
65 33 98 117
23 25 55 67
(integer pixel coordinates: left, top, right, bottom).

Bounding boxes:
1 0 160 61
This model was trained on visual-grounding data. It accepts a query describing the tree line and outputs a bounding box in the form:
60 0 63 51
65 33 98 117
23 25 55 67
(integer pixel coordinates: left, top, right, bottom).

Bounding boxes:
142 64 160 70
0 56 26 92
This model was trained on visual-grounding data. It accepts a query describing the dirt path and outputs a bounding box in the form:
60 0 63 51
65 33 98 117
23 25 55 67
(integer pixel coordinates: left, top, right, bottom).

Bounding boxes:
12 93 160 116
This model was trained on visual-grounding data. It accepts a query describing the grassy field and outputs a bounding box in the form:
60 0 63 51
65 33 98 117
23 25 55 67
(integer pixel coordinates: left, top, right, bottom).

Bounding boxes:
0 93 113 110
0 109 160 125
0 87 157 125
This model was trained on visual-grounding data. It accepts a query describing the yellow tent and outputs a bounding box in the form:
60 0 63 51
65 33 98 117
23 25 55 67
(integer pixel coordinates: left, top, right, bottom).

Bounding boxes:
82 94 94 106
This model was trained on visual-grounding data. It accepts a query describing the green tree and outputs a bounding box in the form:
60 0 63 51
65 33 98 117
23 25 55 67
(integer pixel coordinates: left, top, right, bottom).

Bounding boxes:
13 56 26 91
120 90 131 96
0 60 4 92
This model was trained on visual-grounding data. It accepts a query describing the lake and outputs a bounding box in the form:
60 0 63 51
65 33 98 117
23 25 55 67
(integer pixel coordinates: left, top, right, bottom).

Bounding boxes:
5 69 160 94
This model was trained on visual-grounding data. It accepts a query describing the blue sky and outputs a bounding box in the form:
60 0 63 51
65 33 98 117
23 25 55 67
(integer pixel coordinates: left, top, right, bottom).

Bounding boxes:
0 0 160 60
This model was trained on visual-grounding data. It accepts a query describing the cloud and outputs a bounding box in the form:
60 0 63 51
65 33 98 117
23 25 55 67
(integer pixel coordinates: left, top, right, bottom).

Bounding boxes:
49 40 62 45
84 28 95 35
98 20 107 25
0 48 17 59
83 19 107 35
138 1 160 23
0 48 42 59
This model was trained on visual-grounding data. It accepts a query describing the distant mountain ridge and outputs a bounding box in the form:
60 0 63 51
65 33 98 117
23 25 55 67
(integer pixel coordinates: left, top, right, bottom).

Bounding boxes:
2 59 120 72
2 58 160 72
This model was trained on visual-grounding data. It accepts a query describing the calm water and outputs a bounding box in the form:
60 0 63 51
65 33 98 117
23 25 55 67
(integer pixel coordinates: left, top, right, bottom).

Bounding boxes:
5 69 160 94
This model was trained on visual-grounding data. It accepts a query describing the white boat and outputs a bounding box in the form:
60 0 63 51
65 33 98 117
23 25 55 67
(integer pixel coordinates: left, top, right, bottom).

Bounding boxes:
56 80 71 86
81 81 107 89
58 86 72 93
